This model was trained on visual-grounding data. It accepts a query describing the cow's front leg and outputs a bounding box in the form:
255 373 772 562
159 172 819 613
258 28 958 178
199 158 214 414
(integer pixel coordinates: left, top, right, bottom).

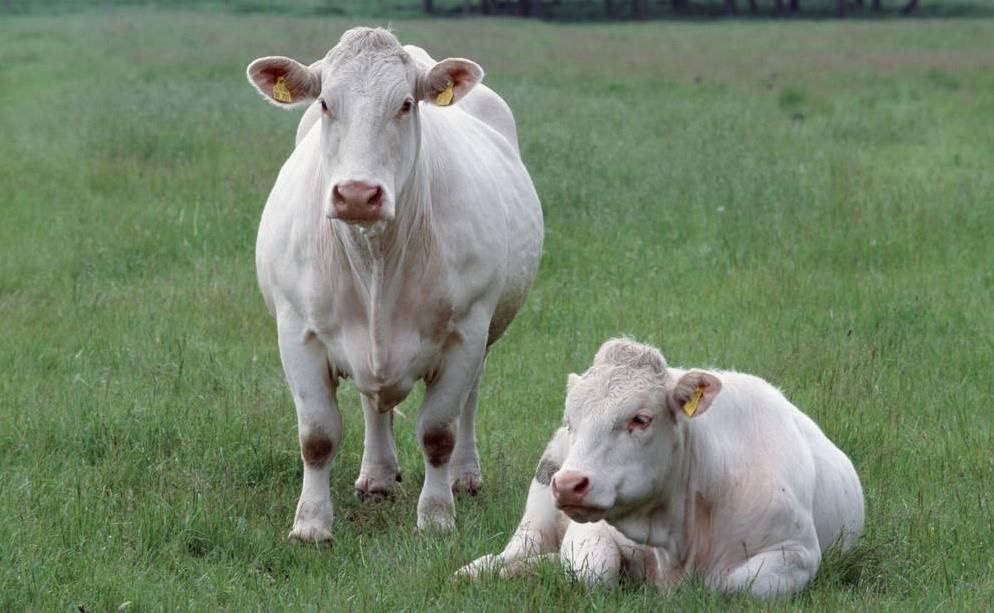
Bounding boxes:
560 521 623 586
354 396 401 500
456 473 563 578
457 429 569 579
416 326 488 531
278 317 342 543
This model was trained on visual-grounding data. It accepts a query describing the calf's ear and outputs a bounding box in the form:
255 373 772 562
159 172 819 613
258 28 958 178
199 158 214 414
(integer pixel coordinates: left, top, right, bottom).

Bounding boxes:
669 370 721 419
417 58 483 107
246 56 320 108
567 373 581 393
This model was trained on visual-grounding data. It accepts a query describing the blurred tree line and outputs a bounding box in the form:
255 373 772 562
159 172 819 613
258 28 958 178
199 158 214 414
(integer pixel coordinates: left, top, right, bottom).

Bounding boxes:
11 0 979 18
421 0 920 17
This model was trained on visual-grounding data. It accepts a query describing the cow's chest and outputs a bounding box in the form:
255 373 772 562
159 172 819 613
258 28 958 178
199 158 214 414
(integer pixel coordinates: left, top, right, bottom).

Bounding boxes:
307 277 455 412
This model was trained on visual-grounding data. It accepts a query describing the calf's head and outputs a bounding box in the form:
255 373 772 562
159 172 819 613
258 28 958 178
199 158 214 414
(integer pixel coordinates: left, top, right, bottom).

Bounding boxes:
551 338 721 523
247 28 483 225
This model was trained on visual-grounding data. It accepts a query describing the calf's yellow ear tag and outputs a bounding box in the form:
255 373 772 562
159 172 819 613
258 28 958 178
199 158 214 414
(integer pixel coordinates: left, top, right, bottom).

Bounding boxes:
436 80 454 106
683 386 704 418
272 75 292 103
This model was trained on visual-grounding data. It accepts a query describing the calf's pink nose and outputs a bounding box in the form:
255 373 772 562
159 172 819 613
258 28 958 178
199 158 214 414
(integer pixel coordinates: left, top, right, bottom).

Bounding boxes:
331 180 383 220
552 470 591 506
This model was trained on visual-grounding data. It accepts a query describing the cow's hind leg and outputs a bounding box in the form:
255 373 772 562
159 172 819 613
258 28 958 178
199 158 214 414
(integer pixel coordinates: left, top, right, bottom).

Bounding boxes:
354 397 401 500
278 317 342 543
720 543 820 596
450 362 483 494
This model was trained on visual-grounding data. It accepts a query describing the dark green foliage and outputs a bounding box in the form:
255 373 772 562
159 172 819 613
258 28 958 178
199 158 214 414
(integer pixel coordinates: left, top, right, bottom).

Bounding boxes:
4 0 994 18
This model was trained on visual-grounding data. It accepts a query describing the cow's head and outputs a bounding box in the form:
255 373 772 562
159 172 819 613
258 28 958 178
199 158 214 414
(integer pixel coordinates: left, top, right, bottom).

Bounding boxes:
246 27 483 226
550 338 721 524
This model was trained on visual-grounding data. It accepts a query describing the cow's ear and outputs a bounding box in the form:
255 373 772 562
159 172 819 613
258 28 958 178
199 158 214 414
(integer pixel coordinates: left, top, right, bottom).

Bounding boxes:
247 56 320 108
669 370 721 419
567 373 581 393
417 58 483 107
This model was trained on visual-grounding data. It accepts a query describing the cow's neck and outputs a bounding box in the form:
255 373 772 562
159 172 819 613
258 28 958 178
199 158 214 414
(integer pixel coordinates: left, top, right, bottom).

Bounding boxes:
330 153 435 374
656 431 694 564
675 421 722 575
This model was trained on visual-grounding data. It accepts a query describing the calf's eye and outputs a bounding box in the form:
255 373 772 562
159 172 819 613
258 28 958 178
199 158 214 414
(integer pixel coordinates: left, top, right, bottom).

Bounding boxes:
399 99 414 115
629 414 653 430
319 98 329 113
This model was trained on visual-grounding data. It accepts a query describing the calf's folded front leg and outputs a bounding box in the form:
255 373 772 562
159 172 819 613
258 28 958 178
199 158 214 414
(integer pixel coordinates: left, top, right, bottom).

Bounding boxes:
560 521 624 586
456 477 562 578
456 427 568 577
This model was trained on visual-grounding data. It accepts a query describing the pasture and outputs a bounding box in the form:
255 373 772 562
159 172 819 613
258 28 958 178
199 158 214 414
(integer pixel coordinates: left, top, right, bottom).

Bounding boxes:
2 8 993 610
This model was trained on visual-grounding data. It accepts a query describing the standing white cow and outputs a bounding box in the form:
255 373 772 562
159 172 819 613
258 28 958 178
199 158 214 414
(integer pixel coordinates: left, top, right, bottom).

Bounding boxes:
246 27 543 541
459 338 864 596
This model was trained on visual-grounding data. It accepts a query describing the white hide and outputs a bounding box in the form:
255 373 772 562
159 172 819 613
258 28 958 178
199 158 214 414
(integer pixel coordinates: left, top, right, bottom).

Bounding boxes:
249 28 543 540
456 426 675 588
459 338 864 597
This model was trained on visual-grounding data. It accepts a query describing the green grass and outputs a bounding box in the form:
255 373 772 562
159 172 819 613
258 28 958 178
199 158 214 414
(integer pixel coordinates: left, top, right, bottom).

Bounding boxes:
2 8 993 611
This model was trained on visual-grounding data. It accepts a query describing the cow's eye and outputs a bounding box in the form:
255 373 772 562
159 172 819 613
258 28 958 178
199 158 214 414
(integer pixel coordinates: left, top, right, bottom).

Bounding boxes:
629 414 653 430
398 98 414 116
319 98 329 114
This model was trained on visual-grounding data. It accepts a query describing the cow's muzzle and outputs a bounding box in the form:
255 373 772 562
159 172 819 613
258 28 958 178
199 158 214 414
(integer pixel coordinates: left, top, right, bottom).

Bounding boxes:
552 470 607 522
557 504 607 524
329 180 393 222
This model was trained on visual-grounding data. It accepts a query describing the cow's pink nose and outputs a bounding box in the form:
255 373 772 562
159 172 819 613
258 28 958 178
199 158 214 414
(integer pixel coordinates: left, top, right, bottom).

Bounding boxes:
331 181 383 220
552 470 591 507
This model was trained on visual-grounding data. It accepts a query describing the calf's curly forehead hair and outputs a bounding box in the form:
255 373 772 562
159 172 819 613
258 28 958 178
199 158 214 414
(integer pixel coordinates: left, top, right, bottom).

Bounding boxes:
575 337 670 402
591 337 668 374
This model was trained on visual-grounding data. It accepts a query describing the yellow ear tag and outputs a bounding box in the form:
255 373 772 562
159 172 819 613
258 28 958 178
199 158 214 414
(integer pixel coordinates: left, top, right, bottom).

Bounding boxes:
683 387 704 418
435 80 454 106
272 75 292 103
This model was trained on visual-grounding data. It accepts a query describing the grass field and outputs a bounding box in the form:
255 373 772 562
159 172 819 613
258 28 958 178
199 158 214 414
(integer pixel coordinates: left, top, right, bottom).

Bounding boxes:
2 7 993 611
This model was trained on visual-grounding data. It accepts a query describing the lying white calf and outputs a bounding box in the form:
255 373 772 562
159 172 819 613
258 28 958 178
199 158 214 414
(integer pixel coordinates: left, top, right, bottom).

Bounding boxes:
460 338 864 596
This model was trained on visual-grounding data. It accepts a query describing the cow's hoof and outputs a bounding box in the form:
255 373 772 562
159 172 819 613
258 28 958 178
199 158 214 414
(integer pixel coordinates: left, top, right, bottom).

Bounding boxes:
289 499 333 543
288 521 333 544
454 554 502 579
450 471 483 496
354 472 401 501
417 499 456 533
417 513 456 533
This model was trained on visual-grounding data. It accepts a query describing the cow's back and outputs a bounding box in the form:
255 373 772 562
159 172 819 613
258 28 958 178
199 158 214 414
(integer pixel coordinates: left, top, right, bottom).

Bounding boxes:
793 413 865 552
694 373 864 567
